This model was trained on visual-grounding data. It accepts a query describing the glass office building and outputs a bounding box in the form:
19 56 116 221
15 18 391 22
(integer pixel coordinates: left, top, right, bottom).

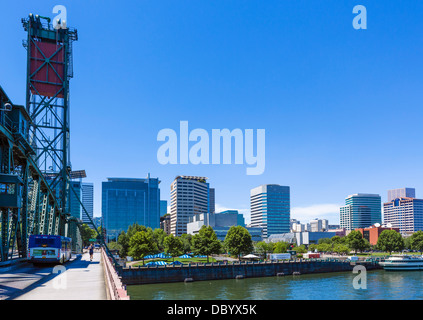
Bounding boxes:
69 181 94 223
69 181 82 220
81 183 94 224
160 200 168 217
340 193 381 230
250 184 290 238
102 176 160 240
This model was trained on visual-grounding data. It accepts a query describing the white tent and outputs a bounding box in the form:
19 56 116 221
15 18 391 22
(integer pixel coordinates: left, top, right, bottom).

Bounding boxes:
242 254 260 259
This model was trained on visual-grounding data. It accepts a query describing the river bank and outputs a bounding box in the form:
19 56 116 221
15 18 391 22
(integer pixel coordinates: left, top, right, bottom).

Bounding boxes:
121 259 381 285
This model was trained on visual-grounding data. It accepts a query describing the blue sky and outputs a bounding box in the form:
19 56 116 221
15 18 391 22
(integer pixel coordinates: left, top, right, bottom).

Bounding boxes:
1 1 423 225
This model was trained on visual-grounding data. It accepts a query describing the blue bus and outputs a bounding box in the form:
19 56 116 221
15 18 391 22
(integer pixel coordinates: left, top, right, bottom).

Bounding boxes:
28 235 72 264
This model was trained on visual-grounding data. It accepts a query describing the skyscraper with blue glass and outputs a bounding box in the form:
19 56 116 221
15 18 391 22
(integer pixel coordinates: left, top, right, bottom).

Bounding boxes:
250 184 290 238
340 193 381 230
102 175 161 240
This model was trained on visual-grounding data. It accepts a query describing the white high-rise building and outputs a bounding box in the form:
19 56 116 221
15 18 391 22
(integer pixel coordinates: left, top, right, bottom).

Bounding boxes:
170 176 211 237
384 188 423 234
387 188 416 202
309 218 329 232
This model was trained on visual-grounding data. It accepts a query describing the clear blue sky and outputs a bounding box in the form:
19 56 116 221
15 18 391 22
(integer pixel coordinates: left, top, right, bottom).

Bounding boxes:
1 1 423 224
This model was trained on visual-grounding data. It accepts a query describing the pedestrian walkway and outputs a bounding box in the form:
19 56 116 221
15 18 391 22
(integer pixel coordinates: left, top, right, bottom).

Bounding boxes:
16 252 107 300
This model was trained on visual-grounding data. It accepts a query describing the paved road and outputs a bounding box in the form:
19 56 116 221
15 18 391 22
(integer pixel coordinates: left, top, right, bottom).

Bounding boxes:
0 252 107 300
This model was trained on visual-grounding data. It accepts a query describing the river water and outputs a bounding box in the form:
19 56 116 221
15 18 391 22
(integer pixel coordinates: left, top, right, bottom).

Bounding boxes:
127 270 423 300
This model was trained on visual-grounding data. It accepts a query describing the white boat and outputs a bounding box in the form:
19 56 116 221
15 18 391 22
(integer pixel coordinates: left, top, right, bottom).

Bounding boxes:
379 255 423 271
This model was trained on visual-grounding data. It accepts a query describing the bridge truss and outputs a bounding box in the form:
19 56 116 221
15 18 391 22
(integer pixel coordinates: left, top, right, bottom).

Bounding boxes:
0 14 120 268
0 14 83 263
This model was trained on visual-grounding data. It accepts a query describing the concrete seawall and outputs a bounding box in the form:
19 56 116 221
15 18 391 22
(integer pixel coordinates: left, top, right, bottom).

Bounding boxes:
121 260 381 285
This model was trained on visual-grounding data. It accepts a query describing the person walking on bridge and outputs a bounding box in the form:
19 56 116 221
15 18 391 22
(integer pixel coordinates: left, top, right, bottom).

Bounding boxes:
89 244 94 262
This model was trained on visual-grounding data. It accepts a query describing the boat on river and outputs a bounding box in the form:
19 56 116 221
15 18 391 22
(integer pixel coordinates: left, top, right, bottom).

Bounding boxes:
379 254 423 271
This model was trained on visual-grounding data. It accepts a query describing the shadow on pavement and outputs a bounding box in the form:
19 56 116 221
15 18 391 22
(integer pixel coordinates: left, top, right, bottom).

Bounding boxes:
4 253 95 300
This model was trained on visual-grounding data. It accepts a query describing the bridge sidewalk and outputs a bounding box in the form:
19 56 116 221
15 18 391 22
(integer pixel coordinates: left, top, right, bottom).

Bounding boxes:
15 252 107 300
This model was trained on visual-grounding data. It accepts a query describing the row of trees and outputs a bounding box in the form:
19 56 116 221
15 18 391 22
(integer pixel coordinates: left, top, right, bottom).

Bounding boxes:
92 222 423 261
108 223 255 262
307 230 423 255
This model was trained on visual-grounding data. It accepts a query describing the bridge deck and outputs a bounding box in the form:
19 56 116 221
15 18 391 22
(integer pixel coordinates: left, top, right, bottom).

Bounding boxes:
13 252 107 300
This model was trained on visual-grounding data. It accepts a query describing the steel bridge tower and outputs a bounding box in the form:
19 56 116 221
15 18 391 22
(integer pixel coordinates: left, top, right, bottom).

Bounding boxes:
22 14 77 232
0 14 118 267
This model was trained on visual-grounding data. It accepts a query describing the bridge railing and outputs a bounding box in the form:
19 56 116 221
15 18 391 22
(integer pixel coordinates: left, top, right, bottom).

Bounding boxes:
101 247 129 300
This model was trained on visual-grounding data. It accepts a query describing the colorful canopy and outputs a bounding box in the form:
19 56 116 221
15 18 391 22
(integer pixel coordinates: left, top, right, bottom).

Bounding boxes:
144 252 171 259
145 261 168 266
178 254 192 259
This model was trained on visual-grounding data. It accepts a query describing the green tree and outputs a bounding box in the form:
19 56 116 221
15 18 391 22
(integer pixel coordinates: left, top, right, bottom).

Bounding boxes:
117 231 130 258
273 241 288 253
192 226 222 263
163 234 184 261
223 226 253 261
127 223 147 239
404 236 413 251
180 234 193 254
152 228 167 252
255 241 274 259
309 244 318 252
318 238 332 245
128 231 157 261
80 224 97 247
317 243 332 253
333 243 350 255
346 231 368 254
107 241 122 253
292 245 307 254
331 236 342 244
377 230 405 255
409 231 423 253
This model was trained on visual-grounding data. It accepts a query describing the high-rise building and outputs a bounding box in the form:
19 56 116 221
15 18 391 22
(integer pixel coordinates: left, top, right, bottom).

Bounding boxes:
160 214 171 235
186 210 262 241
81 182 94 224
102 175 160 240
69 180 82 220
69 180 94 224
388 188 415 202
160 200 168 217
310 218 329 232
383 188 423 234
340 193 381 230
250 184 290 238
209 188 215 214
170 176 210 237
